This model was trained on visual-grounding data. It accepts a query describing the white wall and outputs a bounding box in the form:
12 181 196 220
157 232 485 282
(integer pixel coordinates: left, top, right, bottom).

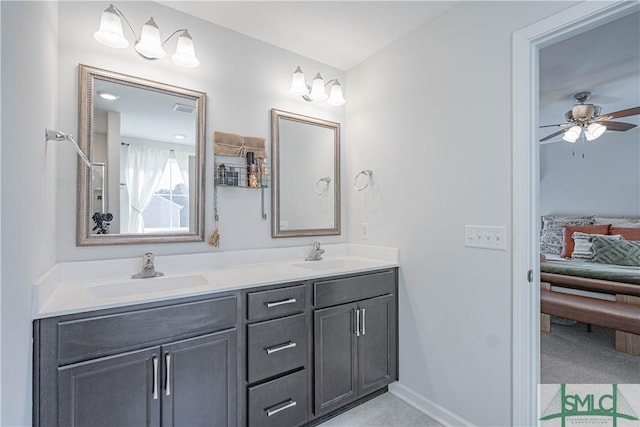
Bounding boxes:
1 2 345 425
345 2 574 425
1 2 58 425
56 1 346 261
540 131 640 216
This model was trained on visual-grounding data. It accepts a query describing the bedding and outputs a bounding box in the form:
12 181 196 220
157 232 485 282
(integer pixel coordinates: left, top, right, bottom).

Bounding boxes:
561 224 610 257
591 237 640 267
540 215 594 255
541 258 640 285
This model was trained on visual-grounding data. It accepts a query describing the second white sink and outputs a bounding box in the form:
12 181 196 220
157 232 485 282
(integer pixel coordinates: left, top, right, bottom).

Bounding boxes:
87 275 209 300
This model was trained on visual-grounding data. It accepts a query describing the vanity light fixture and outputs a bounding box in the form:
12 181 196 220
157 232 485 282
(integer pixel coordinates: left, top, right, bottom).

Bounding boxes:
289 66 345 106
94 4 200 68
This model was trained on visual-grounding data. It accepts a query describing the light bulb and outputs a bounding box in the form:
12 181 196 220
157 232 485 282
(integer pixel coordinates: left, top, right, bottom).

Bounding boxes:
309 73 328 100
135 17 166 59
562 126 581 143
171 31 199 68
94 4 128 49
585 122 606 141
326 80 346 106
289 66 308 96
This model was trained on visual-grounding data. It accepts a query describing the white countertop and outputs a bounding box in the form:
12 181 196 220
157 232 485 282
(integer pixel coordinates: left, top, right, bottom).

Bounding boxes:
33 244 398 319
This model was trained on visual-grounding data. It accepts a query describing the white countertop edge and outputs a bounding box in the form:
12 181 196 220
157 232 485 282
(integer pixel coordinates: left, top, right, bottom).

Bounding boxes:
33 244 398 319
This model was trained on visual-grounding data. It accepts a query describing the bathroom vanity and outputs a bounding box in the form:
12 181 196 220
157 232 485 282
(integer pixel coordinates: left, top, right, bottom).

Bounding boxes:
32 249 398 426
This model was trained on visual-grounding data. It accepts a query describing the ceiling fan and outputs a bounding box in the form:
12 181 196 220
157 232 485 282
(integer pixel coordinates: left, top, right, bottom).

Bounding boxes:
539 91 640 142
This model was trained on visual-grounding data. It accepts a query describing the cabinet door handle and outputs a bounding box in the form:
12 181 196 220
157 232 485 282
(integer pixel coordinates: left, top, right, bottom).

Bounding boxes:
361 308 366 336
165 353 171 396
265 298 297 308
152 356 159 400
265 399 297 417
265 341 297 355
355 308 360 336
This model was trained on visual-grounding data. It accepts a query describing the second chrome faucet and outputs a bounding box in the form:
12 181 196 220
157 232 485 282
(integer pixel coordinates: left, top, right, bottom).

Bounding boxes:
132 252 164 279
305 242 325 261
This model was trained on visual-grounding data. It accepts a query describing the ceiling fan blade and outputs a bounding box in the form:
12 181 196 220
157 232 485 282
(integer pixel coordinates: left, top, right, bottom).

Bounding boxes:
539 123 570 128
599 106 640 120
540 129 566 142
598 120 637 131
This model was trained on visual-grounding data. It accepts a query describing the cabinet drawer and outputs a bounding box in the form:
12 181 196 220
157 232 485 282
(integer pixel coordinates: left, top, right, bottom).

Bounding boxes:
56 296 237 365
247 313 307 383
314 269 396 308
248 369 307 427
247 284 306 322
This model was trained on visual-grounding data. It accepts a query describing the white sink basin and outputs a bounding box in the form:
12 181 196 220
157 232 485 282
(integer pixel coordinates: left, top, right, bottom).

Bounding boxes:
292 259 370 271
87 275 209 300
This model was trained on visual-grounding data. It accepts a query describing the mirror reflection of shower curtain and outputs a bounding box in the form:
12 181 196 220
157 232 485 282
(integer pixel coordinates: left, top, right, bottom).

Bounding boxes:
125 144 169 233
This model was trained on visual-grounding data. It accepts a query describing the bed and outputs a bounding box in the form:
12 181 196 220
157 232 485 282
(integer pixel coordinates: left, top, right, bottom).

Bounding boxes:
539 216 640 356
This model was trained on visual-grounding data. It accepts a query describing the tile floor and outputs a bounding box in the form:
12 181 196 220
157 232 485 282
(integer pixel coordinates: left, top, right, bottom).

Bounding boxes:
318 392 443 427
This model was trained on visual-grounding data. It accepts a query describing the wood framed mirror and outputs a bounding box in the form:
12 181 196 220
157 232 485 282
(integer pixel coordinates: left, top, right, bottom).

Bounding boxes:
271 109 341 237
77 64 206 245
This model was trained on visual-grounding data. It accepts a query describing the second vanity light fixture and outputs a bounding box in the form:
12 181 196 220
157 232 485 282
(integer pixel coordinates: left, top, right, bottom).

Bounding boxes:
289 66 345 106
94 4 200 68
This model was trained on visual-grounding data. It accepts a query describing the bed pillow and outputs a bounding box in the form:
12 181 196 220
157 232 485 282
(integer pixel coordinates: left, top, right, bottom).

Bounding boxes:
540 216 594 255
561 224 610 258
591 236 640 266
610 226 640 241
594 217 640 228
571 232 622 261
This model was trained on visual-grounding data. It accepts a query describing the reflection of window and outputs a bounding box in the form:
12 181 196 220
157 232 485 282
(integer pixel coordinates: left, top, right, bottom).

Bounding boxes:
142 154 189 231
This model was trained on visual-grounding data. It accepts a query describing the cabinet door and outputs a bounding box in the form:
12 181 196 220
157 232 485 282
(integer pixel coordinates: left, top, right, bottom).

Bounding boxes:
161 329 237 427
357 294 397 396
314 302 358 416
58 347 160 427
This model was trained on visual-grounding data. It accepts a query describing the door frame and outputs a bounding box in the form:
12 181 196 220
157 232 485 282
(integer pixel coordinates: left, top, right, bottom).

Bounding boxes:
511 1 640 424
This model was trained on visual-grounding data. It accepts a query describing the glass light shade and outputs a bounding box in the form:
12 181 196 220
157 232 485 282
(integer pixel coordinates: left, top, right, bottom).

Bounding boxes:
135 17 166 59
93 5 129 49
309 73 328 100
289 66 308 96
326 80 346 106
562 125 581 143
585 122 606 141
171 31 199 68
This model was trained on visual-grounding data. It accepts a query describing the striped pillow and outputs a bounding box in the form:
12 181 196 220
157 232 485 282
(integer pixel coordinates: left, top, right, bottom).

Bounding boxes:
591 236 640 266
540 216 594 255
571 232 622 261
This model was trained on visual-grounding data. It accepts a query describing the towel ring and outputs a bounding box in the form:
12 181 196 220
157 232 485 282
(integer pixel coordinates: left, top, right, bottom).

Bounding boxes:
354 169 373 191
315 177 331 196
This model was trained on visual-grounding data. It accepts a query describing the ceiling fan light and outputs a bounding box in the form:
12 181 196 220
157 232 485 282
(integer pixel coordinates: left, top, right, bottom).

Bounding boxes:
562 126 581 143
585 122 606 141
572 104 595 121
135 17 166 59
94 4 129 49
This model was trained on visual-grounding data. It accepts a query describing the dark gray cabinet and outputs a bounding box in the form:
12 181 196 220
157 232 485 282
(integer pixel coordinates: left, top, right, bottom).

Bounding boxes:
34 294 239 427
313 270 398 417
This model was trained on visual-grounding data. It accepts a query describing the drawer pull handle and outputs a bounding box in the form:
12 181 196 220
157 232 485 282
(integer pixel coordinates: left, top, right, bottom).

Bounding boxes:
266 399 297 417
165 353 171 396
265 298 297 308
152 356 159 400
265 341 297 355
355 308 360 336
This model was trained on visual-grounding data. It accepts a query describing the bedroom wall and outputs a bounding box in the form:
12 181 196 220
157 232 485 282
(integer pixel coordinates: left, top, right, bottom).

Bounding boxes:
345 1 575 425
540 132 640 216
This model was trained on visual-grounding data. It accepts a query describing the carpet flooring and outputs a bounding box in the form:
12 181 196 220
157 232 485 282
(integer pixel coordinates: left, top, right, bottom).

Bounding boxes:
318 392 443 427
541 321 640 384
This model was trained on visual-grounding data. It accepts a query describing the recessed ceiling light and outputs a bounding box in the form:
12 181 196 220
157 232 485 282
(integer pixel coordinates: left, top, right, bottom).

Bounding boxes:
97 91 119 101
173 134 186 140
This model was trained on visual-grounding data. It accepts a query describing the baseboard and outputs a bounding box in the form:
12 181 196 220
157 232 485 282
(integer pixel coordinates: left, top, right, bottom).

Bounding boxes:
389 382 475 427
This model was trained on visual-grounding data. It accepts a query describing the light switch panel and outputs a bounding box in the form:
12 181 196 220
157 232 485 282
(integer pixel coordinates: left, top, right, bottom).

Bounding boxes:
465 225 507 250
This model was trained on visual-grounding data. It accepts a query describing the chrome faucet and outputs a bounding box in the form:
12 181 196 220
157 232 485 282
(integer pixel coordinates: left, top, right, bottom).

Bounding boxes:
132 252 164 279
305 241 325 261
